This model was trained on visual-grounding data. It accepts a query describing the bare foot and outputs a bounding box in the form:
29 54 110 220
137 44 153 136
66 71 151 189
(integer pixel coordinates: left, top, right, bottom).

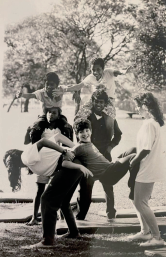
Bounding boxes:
58 232 82 239
26 219 39 226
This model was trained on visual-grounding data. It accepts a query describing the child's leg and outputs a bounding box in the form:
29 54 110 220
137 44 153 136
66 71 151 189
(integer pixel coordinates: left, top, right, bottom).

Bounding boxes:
61 176 82 238
76 175 95 220
134 182 161 239
117 147 136 158
27 181 46 226
100 153 136 186
41 167 83 244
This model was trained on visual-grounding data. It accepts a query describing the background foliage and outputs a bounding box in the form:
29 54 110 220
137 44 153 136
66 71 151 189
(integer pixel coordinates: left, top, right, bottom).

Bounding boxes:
2 0 166 111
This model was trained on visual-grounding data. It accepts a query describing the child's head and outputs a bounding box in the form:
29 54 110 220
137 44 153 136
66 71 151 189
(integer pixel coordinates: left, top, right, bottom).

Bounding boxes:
91 88 108 114
90 58 105 81
73 119 92 143
46 107 61 123
134 92 164 126
44 72 60 95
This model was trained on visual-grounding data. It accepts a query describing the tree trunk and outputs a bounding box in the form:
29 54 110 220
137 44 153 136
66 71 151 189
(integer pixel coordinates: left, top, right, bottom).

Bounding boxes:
24 99 29 112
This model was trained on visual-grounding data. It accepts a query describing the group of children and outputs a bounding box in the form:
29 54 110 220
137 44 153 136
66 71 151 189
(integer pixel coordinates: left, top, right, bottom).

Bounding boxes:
16 58 165 249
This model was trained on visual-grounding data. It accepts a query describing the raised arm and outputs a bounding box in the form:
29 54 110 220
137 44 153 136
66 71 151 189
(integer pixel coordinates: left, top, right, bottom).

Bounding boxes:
65 82 85 92
16 88 36 99
52 82 85 98
113 70 124 77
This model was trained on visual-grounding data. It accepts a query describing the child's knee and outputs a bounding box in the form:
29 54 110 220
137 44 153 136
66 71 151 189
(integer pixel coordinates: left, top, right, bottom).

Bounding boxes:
134 198 147 212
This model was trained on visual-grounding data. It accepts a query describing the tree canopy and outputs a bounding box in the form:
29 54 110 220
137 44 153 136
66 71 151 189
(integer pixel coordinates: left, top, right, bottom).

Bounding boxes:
2 0 165 101
131 0 166 90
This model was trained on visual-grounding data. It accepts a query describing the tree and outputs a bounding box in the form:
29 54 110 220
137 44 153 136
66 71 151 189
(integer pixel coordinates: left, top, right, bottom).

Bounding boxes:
130 0 166 90
3 0 137 112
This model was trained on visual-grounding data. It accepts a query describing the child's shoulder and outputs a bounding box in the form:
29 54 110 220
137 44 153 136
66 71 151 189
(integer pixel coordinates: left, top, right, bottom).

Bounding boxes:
72 142 91 152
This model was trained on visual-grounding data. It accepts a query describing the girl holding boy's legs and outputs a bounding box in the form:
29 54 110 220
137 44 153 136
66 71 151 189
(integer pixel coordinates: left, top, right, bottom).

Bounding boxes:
127 93 165 247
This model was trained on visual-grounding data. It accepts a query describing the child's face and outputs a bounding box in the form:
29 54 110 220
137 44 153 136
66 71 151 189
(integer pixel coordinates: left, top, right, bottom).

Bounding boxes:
135 102 148 118
92 98 106 114
47 108 59 123
91 64 103 81
45 80 58 95
77 128 92 143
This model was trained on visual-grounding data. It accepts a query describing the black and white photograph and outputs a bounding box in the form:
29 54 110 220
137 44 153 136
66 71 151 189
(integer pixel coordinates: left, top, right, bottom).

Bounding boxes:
0 0 166 256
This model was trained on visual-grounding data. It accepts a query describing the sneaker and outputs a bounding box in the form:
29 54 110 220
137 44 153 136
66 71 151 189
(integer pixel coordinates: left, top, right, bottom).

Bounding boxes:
140 238 166 247
127 232 152 241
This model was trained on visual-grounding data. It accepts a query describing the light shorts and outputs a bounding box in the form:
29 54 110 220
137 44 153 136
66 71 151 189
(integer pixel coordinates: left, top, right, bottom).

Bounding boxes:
36 175 50 184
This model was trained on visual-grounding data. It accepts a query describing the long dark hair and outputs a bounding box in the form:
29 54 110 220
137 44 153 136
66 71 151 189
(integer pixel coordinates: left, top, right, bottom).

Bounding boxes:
134 92 164 127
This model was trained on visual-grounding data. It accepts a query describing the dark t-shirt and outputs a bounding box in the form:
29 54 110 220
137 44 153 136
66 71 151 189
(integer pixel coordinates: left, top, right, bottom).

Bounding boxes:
64 142 113 179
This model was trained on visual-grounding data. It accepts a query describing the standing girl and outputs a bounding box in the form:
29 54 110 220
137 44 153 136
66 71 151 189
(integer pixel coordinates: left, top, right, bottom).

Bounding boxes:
128 92 165 247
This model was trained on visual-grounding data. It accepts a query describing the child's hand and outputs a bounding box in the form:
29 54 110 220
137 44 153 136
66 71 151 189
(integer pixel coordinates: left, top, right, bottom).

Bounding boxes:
52 87 64 97
15 88 23 98
64 151 75 161
129 158 138 169
79 166 93 178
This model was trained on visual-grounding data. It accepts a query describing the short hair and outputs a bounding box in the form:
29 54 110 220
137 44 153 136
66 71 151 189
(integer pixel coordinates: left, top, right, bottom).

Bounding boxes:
45 72 60 86
134 92 164 127
90 58 105 70
73 119 92 134
91 88 109 103
46 107 62 116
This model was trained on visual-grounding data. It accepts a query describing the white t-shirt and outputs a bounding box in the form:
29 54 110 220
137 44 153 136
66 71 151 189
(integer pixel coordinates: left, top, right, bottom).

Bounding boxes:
136 118 165 183
82 68 116 98
34 88 63 114
21 128 62 177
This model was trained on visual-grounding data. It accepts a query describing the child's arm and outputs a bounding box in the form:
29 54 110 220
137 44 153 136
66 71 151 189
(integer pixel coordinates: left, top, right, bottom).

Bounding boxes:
62 160 93 178
55 133 75 148
130 149 150 169
16 88 36 99
52 82 85 97
65 82 85 92
113 70 124 77
36 138 75 161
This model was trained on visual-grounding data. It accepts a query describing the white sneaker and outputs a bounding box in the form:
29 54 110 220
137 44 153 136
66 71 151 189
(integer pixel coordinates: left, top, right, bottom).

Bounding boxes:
140 237 166 247
127 232 152 241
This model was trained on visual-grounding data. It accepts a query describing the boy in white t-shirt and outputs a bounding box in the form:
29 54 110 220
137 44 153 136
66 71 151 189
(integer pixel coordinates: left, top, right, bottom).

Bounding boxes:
16 72 73 144
52 58 125 118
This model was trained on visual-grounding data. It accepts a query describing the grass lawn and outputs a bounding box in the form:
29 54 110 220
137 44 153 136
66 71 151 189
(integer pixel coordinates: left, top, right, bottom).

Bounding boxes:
1 222 165 257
